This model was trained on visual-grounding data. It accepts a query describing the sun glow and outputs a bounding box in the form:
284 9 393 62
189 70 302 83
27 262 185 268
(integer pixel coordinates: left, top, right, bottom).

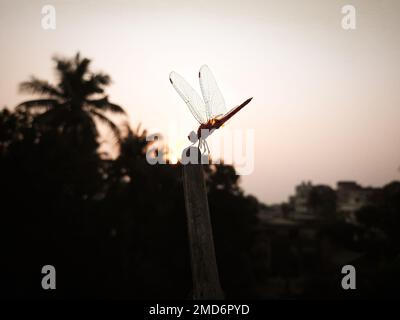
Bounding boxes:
166 139 188 164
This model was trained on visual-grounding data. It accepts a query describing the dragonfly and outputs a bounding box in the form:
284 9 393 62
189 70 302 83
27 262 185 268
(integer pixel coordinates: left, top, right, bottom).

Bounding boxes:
169 65 252 154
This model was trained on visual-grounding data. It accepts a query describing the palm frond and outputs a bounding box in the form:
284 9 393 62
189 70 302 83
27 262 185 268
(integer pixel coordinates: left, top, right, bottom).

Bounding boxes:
86 97 126 114
92 73 111 86
76 57 91 79
83 74 111 95
89 109 121 140
16 99 59 111
120 125 156 157
33 105 69 125
53 56 73 75
19 77 63 98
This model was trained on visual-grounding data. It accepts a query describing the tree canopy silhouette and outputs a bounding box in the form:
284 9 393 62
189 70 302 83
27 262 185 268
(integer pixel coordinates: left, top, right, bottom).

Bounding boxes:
17 53 125 145
0 53 263 299
3 52 396 300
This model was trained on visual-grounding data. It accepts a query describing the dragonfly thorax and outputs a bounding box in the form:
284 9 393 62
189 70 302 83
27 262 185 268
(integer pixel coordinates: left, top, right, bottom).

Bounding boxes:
196 122 218 140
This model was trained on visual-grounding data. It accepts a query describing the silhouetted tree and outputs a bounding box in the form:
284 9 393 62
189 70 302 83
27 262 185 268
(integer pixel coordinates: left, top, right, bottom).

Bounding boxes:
1 53 268 300
17 53 125 148
357 181 400 252
204 164 260 298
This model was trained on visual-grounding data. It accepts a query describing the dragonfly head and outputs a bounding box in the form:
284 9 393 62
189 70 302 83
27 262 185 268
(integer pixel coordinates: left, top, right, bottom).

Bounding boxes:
188 131 198 143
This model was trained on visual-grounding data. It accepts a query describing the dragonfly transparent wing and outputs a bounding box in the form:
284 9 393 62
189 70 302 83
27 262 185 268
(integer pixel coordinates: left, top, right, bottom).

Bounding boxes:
199 65 226 120
169 71 207 124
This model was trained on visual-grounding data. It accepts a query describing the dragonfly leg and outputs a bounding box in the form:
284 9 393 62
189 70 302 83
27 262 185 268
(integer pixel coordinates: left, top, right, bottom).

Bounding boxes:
198 138 206 155
203 139 210 154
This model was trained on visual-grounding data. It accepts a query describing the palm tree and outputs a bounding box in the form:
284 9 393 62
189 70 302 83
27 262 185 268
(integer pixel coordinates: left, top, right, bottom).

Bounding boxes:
17 53 125 143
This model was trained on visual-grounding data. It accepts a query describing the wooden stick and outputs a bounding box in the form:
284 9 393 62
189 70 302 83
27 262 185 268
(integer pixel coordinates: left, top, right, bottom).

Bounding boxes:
182 147 224 299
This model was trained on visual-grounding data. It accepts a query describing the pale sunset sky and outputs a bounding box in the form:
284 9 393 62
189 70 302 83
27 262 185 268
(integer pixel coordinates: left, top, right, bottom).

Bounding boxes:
1 0 400 203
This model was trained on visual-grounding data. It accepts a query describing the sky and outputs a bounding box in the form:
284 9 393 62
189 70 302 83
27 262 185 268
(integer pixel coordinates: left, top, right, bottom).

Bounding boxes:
1 0 400 203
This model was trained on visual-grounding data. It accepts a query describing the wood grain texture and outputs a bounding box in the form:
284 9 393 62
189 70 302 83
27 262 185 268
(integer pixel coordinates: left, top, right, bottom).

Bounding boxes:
182 147 224 299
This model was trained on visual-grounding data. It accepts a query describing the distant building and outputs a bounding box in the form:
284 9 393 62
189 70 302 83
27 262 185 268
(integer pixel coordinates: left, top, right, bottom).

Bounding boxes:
289 181 313 215
285 180 380 223
261 180 382 227
336 181 379 223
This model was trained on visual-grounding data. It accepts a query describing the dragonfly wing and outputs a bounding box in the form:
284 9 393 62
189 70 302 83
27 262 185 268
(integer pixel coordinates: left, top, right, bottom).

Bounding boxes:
199 65 226 119
169 71 207 124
